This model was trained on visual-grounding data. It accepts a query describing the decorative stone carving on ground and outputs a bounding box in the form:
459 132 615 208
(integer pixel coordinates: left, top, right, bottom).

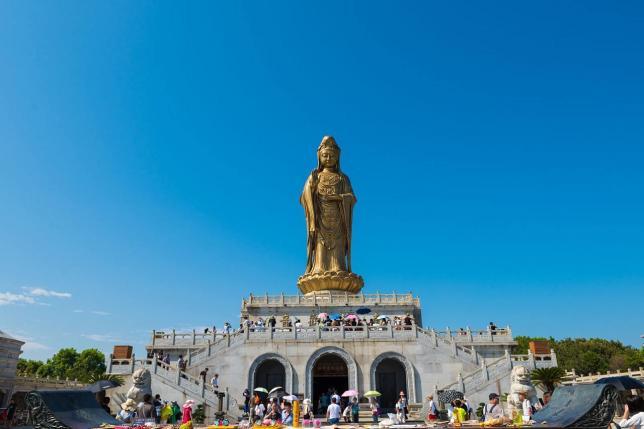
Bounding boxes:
507 366 540 415
127 367 152 403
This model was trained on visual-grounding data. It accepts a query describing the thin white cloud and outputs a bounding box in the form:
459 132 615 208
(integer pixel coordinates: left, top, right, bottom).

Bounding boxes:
73 309 84 313
12 334 51 352
0 292 37 306
91 311 111 316
82 334 123 343
25 287 72 298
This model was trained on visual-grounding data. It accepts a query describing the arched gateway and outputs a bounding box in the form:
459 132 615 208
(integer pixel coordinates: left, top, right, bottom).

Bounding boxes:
370 352 416 411
248 353 294 394
305 347 358 411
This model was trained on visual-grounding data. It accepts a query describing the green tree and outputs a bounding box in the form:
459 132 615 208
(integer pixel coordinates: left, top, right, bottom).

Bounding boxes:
72 349 106 382
530 367 565 392
17 359 44 376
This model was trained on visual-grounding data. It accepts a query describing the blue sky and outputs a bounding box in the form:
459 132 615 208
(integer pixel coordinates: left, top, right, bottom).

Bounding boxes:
1 1 642 360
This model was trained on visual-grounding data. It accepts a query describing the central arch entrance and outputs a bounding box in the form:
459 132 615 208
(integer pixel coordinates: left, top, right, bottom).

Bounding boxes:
374 358 407 413
254 359 286 392
312 354 348 415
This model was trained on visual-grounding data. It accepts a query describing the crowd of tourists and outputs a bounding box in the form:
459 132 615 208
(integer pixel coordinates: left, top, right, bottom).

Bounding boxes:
111 393 194 426
240 313 416 332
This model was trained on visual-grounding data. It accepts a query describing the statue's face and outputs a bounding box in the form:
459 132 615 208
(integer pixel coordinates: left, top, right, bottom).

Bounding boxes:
319 148 338 169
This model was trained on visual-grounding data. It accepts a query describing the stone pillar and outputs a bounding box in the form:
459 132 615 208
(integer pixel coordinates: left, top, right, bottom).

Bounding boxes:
527 350 535 369
108 354 113 374
458 372 465 393
152 330 156 347
192 329 196 346
481 358 489 381
130 353 136 373
466 326 473 342
550 348 558 366
172 329 176 346
153 355 158 374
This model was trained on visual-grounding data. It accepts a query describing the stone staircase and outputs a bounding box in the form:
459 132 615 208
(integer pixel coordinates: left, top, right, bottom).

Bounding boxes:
417 327 481 367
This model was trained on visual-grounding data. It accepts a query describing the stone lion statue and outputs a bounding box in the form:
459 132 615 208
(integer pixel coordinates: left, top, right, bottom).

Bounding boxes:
507 366 540 415
126 367 152 403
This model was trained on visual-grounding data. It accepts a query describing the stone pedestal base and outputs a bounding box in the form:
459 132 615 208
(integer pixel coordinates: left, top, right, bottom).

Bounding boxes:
297 271 364 295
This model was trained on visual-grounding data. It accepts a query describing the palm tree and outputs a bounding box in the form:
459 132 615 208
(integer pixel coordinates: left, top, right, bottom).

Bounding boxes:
88 373 124 386
530 367 565 392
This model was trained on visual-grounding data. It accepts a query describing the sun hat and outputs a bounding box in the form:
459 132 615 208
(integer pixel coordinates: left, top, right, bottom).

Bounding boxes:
121 398 137 411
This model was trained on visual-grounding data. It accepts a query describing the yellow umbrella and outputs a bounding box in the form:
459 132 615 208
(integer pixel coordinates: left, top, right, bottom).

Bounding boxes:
364 390 381 398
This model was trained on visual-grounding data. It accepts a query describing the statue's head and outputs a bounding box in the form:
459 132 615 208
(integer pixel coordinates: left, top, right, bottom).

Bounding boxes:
317 136 341 171
132 367 151 387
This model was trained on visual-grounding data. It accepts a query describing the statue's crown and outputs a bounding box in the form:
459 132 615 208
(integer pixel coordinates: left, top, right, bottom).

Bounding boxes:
318 136 340 152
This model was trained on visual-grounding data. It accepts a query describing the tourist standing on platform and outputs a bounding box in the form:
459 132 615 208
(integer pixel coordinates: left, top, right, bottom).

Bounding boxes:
153 395 163 423
620 396 644 429
163 353 170 365
117 399 137 423
370 398 380 424
426 395 438 421
483 393 503 421
326 397 341 425
331 390 341 405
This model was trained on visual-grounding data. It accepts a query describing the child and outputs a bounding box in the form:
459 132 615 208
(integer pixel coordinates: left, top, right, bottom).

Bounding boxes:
342 402 352 423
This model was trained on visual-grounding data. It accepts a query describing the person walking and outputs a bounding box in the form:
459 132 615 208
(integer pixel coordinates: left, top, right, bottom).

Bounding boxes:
210 373 220 392
200 367 209 385
351 397 360 423
326 397 341 425
370 398 380 424
137 394 157 420
243 388 251 414
426 395 438 421
396 391 408 423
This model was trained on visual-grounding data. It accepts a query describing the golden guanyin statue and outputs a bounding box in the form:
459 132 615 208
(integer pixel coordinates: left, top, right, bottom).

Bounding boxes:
297 136 364 295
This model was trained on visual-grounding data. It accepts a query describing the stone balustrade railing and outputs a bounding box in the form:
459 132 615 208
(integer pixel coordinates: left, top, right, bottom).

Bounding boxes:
562 367 644 385
14 374 86 388
439 349 558 395
149 324 513 349
244 292 420 307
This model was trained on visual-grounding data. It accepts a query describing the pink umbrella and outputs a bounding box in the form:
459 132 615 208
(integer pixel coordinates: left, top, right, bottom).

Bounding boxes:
342 389 359 397
318 313 329 319
345 314 359 320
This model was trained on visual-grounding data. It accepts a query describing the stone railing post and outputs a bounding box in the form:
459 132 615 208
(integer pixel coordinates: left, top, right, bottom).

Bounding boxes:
172 329 176 346
108 354 113 373
130 353 136 373
431 328 438 347
550 348 558 366
466 326 473 342
192 329 196 345
245 327 250 340
280 292 284 305
176 367 181 385
471 346 479 365
208 340 212 356
152 330 156 347
451 341 457 357
527 350 535 368
227 333 231 347
187 349 192 366
361 292 365 303
317 324 321 339
294 326 298 340
446 326 452 339
390 325 395 338
458 372 465 393
413 322 418 338
376 291 381 303
153 355 158 374
482 359 489 381
507 325 513 339
270 327 274 340
341 324 346 339
505 349 512 367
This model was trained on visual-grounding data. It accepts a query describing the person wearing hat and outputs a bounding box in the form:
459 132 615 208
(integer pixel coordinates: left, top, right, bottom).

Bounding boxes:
182 400 194 424
117 399 137 423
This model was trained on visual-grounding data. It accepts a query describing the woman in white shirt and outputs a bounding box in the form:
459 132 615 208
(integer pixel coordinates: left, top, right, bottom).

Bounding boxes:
620 396 644 429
